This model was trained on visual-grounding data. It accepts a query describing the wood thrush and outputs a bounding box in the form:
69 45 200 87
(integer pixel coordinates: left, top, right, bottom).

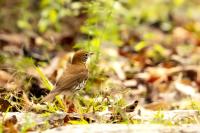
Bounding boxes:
41 50 93 102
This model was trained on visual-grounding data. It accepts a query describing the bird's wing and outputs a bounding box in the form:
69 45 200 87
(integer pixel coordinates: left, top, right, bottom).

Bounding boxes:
41 71 87 102
41 64 88 102
51 66 88 94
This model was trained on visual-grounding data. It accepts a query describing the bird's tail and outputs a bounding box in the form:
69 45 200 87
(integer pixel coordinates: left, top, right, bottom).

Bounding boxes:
40 91 58 103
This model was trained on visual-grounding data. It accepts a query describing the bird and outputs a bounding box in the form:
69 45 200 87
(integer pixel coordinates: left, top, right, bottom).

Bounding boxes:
41 50 93 102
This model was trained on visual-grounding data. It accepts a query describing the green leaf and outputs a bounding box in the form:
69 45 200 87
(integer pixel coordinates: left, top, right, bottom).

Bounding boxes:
38 19 49 33
16 57 35 71
35 66 53 90
17 20 31 29
134 41 147 51
49 9 58 23
68 119 88 124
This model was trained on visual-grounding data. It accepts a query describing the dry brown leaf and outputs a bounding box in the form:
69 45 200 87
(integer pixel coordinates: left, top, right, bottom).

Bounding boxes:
123 100 139 112
3 115 18 133
0 33 25 46
123 79 137 88
144 101 171 110
174 82 196 97
111 61 126 80
0 70 13 86
0 98 11 112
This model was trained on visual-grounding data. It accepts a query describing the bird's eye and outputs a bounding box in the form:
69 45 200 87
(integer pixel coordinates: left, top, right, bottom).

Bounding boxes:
85 53 89 58
82 54 88 62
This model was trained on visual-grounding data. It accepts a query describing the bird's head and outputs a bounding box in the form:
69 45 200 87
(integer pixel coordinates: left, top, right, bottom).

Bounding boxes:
72 50 93 64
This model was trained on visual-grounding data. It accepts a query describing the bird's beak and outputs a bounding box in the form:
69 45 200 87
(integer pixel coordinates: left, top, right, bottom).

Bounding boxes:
89 52 94 56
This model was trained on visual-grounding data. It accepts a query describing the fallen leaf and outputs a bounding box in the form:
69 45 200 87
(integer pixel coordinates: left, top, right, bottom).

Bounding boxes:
175 82 196 97
144 101 171 110
0 98 11 112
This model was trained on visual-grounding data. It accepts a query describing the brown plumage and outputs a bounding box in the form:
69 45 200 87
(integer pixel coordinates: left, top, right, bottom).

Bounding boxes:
41 50 93 102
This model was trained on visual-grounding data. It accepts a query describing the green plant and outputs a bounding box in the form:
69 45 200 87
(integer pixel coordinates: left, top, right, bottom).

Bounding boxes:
38 0 70 32
190 100 200 110
68 119 88 125
74 0 123 96
151 111 173 125
35 66 65 110
35 66 53 91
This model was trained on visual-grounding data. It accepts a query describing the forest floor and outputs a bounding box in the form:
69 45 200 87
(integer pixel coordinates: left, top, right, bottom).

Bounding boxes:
1 0 200 132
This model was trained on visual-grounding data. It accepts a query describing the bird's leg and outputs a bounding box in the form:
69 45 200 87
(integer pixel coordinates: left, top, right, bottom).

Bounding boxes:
61 95 67 112
63 95 75 113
